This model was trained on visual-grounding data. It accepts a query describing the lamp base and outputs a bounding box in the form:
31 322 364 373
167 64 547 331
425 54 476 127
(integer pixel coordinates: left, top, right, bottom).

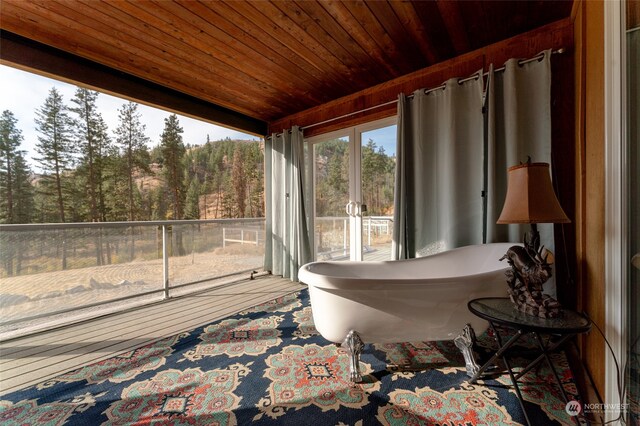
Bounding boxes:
505 269 562 318
500 227 562 319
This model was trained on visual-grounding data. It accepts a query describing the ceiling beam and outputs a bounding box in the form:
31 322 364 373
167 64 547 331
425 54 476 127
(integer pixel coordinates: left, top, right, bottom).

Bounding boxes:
0 30 268 136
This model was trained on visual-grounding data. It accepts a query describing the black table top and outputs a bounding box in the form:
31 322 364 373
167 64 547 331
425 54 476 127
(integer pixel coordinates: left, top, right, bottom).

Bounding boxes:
468 297 592 334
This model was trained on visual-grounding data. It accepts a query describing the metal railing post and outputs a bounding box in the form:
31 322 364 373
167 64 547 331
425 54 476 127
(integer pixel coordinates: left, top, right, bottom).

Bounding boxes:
162 225 169 299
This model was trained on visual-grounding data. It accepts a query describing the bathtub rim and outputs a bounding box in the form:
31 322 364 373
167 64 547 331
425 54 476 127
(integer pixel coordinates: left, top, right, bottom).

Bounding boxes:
298 242 521 289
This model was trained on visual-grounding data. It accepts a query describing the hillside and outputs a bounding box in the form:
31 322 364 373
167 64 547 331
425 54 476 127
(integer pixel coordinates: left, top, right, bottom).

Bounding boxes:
134 138 264 220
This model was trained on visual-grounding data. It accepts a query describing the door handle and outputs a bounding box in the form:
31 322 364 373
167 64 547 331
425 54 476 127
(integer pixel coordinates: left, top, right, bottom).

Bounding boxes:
345 202 355 216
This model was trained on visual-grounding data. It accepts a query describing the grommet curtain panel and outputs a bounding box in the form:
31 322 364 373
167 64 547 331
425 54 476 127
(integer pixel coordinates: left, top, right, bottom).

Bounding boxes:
393 50 553 260
264 126 311 281
392 71 485 259
485 50 553 251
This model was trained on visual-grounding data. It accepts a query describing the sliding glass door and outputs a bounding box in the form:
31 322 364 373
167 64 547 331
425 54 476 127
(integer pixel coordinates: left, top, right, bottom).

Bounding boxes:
359 124 397 260
312 135 352 260
307 117 397 261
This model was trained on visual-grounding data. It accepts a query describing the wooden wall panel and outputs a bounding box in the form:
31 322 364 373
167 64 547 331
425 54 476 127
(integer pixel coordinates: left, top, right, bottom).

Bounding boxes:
628 0 640 29
573 0 606 404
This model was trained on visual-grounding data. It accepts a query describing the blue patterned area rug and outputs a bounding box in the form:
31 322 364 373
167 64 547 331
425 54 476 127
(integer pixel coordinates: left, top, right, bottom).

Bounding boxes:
1 289 581 425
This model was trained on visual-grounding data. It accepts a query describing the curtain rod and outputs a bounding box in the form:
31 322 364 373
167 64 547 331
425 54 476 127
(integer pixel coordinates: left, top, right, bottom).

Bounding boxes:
417 48 565 96
270 48 565 136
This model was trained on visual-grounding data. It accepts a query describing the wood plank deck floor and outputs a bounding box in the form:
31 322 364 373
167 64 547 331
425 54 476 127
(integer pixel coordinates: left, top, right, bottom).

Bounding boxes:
363 247 392 261
0 275 304 395
322 246 392 262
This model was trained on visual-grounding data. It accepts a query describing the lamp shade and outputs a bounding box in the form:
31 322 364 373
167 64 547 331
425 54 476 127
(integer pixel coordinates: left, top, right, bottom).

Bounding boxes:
497 162 570 224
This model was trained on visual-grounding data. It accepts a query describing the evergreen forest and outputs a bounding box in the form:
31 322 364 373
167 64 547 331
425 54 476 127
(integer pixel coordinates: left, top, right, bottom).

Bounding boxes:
0 87 264 224
314 138 396 218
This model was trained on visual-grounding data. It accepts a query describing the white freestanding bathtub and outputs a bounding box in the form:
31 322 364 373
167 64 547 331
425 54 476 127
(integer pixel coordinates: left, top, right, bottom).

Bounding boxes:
298 243 517 381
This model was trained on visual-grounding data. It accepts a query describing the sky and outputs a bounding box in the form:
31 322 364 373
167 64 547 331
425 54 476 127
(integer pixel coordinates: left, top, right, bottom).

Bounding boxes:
0 65 260 168
0 65 397 170
361 125 397 157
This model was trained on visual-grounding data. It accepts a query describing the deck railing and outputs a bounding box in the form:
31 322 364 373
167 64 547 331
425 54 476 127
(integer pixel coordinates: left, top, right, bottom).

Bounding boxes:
315 216 393 259
222 226 264 248
0 219 265 332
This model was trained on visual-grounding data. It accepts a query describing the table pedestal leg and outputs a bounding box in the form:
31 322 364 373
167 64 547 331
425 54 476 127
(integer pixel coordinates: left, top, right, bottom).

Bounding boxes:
491 323 533 426
469 326 523 383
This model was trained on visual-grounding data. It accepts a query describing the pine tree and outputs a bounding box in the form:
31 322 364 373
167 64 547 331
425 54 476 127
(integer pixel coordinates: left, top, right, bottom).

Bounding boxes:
316 139 349 217
66 172 87 223
244 141 264 218
0 111 34 276
94 117 111 221
34 87 74 223
231 147 247 218
152 187 168 220
70 88 111 222
7 153 36 275
184 179 200 220
104 155 131 222
11 154 35 224
160 114 186 220
221 176 236 218
139 183 154 221
0 110 25 223
114 102 150 221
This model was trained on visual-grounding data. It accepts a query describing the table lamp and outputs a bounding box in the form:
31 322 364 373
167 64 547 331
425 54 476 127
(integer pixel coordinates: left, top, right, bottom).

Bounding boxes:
497 159 570 318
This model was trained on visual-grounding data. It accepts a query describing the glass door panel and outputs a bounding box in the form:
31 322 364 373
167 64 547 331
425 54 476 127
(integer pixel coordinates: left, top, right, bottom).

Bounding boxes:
359 125 397 261
308 118 397 262
313 137 350 260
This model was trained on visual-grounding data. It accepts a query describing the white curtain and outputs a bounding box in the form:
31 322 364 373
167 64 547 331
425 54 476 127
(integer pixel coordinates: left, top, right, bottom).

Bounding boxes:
485 50 553 249
264 126 311 281
393 71 485 259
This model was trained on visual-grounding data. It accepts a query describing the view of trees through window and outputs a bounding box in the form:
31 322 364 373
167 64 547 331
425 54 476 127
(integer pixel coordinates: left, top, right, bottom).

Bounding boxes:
0 73 263 225
312 129 397 260
361 138 396 216
314 138 350 218
314 137 395 218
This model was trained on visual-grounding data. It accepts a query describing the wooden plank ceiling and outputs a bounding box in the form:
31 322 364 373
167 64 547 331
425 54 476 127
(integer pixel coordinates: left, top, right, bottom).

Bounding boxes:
0 0 573 132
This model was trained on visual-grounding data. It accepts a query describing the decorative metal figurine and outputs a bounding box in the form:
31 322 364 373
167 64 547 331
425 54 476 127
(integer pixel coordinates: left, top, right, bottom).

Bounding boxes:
500 231 561 318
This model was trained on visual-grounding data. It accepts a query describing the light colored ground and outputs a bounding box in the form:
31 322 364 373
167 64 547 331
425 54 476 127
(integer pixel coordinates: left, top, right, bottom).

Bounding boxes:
0 242 391 327
0 245 263 323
